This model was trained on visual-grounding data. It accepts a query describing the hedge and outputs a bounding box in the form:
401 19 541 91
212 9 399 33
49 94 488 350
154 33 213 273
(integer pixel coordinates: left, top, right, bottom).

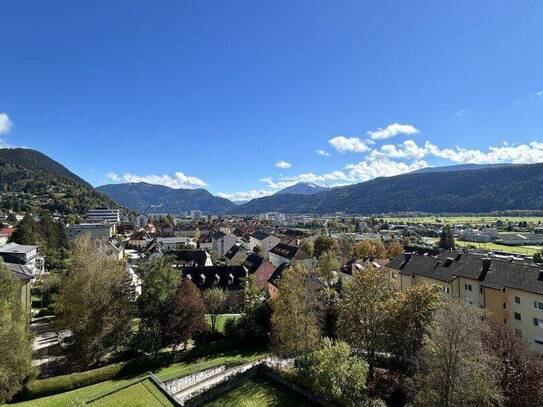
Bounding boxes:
17 339 245 402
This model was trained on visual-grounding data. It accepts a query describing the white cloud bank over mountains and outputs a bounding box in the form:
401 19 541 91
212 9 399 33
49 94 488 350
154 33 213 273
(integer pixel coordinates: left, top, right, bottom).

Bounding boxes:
106 171 207 189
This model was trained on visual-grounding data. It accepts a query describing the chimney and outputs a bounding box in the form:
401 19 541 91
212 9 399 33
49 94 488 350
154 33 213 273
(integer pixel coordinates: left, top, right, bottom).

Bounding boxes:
483 258 491 271
404 253 412 262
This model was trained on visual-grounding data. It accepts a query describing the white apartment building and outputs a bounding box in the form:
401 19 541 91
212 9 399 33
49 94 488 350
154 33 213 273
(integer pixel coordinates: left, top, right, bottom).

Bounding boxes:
86 208 120 224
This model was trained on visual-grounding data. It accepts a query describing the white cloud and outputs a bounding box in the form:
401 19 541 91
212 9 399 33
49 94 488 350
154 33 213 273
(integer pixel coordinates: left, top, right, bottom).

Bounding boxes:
367 123 419 140
106 171 207 188
368 139 543 165
536 90 543 98
345 158 428 182
316 149 331 157
329 136 369 153
217 189 274 202
455 109 466 117
275 160 292 169
0 113 13 135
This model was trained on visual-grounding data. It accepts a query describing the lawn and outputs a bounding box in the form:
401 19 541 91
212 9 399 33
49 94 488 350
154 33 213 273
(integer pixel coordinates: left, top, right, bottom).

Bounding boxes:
13 348 266 407
87 379 174 407
206 314 240 333
202 377 316 407
454 239 540 256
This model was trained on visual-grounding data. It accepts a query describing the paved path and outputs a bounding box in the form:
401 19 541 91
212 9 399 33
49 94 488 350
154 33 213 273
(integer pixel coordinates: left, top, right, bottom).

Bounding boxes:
31 315 66 378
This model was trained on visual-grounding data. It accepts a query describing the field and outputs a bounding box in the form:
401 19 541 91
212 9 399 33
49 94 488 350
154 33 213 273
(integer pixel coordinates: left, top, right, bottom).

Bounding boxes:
87 379 174 407
454 240 540 256
202 377 315 407
206 314 240 333
14 348 266 407
381 215 543 225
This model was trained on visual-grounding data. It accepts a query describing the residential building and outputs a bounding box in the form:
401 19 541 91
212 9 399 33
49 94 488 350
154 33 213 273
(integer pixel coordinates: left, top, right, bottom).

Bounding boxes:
242 253 275 290
0 242 44 277
156 237 196 251
269 243 312 270
211 231 237 257
0 227 14 246
182 265 248 304
198 233 213 251
86 208 120 224
191 210 203 220
496 233 543 246
134 214 149 229
249 231 281 257
66 223 115 241
224 245 249 265
173 249 213 268
386 251 543 354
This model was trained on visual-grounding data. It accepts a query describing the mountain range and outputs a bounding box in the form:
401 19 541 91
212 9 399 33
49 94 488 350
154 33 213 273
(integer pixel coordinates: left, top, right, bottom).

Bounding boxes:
275 182 330 195
2 148 543 216
0 148 116 215
229 162 543 215
96 182 236 214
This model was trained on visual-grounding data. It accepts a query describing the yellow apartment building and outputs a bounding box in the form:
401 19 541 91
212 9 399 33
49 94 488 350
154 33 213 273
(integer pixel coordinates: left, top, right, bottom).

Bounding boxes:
386 251 543 354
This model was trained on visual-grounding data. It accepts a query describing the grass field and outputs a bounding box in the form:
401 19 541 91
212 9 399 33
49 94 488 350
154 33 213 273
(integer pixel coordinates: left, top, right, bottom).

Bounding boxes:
87 379 174 407
382 216 543 225
13 348 266 407
206 314 240 333
454 240 540 256
202 377 315 407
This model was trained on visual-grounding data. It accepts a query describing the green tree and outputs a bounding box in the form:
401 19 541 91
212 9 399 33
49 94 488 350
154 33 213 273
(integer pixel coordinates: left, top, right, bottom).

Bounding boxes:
272 263 324 356
352 239 387 259
386 240 404 258
534 250 543 263
9 214 39 245
413 301 502 407
203 287 226 334
295 338 368 407
337 234 355 263
338 265 393 379
136 257 180 355
300 239 314 258
318 250 340 285
164 278 207 349
438 225 456 250
483 323 543 407
55 236 136 364
0 263 34 403
384 283 441 373
314 235 338 259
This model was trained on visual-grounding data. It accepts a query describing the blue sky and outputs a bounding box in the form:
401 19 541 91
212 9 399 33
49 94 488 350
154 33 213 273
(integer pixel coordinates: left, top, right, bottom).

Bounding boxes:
2 1 543 201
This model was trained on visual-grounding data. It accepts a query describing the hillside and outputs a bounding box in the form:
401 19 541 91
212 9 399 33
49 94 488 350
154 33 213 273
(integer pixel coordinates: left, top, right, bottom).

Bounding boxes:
0 148 117 215
230 163 543 215
97 182 236 214
275 182 330 195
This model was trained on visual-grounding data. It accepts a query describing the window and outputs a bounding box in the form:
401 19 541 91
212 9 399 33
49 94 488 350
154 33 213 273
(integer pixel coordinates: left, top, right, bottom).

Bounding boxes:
534 301 543 311
534 318 543 328
514 312 522 321
515 329 522 337
464 283 473 291
535 336 543 345
479 286 484 294
392 272 398 279
514 296 521 304
442 286 450 294
503 302 507 309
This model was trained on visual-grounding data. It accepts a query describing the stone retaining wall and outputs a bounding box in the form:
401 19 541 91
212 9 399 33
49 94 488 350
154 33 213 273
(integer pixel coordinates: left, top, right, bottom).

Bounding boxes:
163 365 226 394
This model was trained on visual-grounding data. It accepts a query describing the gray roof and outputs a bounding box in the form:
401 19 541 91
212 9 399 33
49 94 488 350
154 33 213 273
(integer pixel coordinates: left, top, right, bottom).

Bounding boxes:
5 263 33 281
0 242 37 254
387 251 543 294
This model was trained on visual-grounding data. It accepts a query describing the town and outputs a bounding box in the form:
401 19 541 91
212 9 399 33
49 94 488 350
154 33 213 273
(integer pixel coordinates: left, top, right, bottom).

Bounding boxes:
2 204 543 406
3 2 543 406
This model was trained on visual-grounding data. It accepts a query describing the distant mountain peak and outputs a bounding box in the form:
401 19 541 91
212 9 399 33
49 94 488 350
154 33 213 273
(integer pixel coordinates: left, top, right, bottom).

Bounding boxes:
275 182 330 195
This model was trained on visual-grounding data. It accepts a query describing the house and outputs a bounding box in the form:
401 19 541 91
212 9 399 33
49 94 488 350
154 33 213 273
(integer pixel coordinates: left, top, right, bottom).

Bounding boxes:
66 223 115 241
267 263 325 299
224 245 249 265
182 265 248 304
173 249 213 268
211 231 237 257
134 214 149 229
341 258 388 275
198 233 213 251
269 243 312 270
496 233 543 246
5 262 33 317
249 231 281 257
0 243 44 277
156 237 196 251
386 251 543 354
0 227 14 246
242 253 275 290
